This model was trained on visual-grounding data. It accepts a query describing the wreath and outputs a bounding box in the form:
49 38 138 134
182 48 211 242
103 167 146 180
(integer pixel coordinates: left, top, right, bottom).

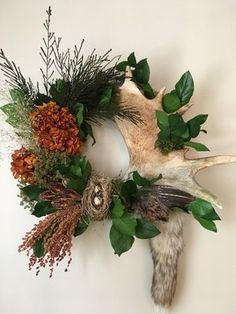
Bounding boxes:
1 7 236 310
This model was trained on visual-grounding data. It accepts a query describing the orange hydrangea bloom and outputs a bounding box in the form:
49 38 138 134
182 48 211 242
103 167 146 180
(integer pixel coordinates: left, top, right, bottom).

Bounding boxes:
30 102 81 155
11 147 37 184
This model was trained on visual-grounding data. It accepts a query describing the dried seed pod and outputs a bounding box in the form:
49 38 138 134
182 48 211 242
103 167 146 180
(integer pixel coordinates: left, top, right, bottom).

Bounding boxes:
82 173 112 221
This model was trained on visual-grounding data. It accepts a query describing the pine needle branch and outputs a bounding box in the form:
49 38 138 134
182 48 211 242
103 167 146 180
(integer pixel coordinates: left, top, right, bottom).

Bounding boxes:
0 49 36 101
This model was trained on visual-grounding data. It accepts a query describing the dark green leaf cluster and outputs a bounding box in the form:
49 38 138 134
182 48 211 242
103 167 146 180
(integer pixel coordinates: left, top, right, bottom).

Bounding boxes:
155 110 209 154
186 198 220 232
110 197 160 256
21 185 56 217
57 155 92 195
162 71 194 113
155 71 209 154
109 171 162 256
116 52 155 99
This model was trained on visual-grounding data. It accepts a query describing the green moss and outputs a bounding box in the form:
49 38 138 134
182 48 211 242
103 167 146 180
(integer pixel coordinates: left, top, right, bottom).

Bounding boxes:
33 149 70 185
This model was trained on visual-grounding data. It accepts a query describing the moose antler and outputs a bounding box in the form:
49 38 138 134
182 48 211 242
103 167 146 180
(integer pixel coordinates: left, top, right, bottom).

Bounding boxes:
116 69 236 208
116 68 236 312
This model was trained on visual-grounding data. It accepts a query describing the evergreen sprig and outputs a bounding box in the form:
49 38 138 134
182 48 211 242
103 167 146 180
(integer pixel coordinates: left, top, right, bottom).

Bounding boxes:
0 49 36 101
40 6 55 95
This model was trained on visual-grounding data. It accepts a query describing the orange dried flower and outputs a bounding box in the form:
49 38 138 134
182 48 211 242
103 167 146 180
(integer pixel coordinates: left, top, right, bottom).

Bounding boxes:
11 147 37 184
30 102 81 155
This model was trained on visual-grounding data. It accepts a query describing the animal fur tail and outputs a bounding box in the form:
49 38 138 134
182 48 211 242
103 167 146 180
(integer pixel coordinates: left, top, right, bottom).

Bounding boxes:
150 212 185 307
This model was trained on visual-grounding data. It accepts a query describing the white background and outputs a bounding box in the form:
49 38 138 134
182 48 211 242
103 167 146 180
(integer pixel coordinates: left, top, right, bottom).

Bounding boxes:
0 0 236 314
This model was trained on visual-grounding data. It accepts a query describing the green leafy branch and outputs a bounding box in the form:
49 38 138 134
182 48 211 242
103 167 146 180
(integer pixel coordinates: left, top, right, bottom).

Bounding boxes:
21 185 57 217
109 171 162 256
162 71 194 113
175 198 221 232
155 110 209 154
57 155 92 194
116 52 155 99
109 197 160 256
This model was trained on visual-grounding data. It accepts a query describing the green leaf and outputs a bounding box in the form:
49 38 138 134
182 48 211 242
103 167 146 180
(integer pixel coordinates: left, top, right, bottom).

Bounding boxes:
184 141 209 151
175 71 194 105
32 201 57 217
75 103 84 126
193 215 217 232
0 103 20 127
98 88 113 107
67 178 87 194
74 215 90 237
133 59 150 84
162 92 181 113
121 180 138 202
49 79 71 105
111 197 125 218
135 218 160 239
116 61 128 72
202 210 221 221
127 52 137 67
21 185 45 201
68 156 91 189
187 198 213 216
156 110 169 129
79 121 96 145
132 171 151 187
138 82 155 99
70 155 81 166
56 164 70 175
9 89 25 102
70 164 82 177
82 160 92 182
110 225 135 256
33 238 44 258
113 213 137 236
169 113 188 137
187 114 208 138
187 198 219 219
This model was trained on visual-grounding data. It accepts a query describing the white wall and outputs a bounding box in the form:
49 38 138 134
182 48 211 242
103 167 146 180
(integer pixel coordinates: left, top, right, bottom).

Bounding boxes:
0 0 236 313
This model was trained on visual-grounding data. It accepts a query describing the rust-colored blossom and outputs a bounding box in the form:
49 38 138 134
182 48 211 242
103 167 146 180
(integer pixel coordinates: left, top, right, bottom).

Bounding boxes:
11 147 37 183
30 102 81 155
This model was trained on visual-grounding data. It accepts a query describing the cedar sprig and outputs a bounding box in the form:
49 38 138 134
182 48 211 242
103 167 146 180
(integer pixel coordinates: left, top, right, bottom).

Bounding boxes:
0 49 36 100
40 6 55 95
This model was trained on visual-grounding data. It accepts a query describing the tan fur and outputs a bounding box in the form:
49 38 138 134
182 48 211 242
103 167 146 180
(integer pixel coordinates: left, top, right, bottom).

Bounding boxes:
150 213 184 307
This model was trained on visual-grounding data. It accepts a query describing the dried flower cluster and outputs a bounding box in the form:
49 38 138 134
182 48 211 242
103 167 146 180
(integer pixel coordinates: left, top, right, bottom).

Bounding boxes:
11 147 37 183
40 182 81 210
19 207 82 277
30 102 81 155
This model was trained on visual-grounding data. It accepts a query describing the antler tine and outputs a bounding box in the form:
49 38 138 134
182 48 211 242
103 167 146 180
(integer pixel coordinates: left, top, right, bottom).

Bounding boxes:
153 87 166 104
189 155 236 173
178 102 193 115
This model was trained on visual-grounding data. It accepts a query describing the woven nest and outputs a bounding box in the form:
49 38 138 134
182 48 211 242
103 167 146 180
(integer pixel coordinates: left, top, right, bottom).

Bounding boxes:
82 173 112 221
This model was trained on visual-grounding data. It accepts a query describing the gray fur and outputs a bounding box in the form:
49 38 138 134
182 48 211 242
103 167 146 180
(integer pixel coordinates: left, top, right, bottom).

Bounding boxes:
150 212 185 307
